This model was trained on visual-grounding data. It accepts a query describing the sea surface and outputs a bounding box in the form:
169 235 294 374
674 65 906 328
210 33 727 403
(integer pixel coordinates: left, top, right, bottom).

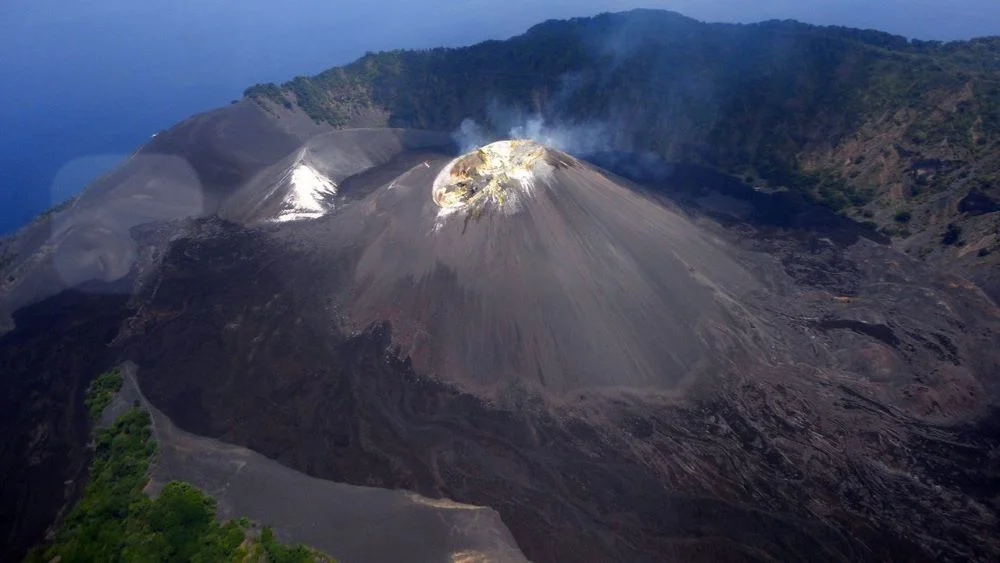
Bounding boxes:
2 0 995 234
0 0 570 234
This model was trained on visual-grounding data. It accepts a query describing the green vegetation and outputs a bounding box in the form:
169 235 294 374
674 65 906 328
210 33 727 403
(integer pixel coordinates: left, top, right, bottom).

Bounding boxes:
258 527 316 563
83 368 123 421
894 209 913 224
37 195 79 220
25 408 157 563
880 224 912 238
243 82 289 109
972 175 997 190
942 222 964 245
244 10 1000 219
27 377 333 562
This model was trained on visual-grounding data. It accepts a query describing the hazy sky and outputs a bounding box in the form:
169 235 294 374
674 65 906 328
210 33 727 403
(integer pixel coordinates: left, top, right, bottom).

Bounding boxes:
1 0 999 232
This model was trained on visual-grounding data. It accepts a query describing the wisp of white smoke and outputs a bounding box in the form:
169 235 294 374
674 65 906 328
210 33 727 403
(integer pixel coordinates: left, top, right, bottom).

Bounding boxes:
509 115 610 156
452 119 491 153
452 112 612 157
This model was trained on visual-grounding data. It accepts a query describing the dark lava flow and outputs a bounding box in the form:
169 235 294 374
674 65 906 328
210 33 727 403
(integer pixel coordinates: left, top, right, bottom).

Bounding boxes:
115 215 1000 562
0 280 131 561
2 135 999 562
114 143 1000 561
115 222 894 562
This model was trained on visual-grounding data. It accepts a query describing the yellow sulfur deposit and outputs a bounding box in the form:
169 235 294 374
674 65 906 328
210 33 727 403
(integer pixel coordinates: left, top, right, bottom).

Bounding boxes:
432 140 548 211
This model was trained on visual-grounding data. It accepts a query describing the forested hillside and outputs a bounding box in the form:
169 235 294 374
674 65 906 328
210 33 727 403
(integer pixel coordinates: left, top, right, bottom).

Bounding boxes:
246 9 1000 291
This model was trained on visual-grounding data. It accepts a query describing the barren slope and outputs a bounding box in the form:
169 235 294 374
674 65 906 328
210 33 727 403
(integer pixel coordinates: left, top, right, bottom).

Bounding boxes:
112 140 1000 562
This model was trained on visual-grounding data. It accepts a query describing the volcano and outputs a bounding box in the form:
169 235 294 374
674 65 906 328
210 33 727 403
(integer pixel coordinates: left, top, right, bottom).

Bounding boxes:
3 104 1000 561
324 138 767 396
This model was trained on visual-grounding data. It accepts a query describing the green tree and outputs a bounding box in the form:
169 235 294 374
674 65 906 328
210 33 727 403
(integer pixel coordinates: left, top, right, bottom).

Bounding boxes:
84 368 123 421
27 407 333 563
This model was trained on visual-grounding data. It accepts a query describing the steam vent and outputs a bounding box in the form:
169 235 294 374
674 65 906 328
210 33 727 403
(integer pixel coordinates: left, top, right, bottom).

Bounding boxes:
432 140 551 213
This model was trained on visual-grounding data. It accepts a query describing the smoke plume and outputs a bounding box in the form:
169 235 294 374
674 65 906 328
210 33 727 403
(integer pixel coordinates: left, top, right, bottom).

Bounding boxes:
452 111 612 158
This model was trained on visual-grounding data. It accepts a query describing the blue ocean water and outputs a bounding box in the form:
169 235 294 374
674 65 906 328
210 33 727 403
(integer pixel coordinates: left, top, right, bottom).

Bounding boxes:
1 0 996 234
0 0 553 234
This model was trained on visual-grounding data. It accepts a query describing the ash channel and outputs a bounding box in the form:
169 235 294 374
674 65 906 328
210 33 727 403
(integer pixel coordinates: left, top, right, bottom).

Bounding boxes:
103 363 528 563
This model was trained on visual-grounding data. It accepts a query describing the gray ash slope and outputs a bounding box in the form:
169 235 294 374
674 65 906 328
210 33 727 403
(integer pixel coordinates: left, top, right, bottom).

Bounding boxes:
108 367 528 563
0 100 306 324
0 110 998 560
113 137 1000 561
325 142 763 395
0 102 458 560
0 98 451 328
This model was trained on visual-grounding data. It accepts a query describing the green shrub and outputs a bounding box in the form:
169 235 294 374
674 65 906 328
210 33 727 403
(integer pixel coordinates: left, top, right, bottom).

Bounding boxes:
942 223 963 245
27 406 334 562
261 527 315 563
84 368 123 421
